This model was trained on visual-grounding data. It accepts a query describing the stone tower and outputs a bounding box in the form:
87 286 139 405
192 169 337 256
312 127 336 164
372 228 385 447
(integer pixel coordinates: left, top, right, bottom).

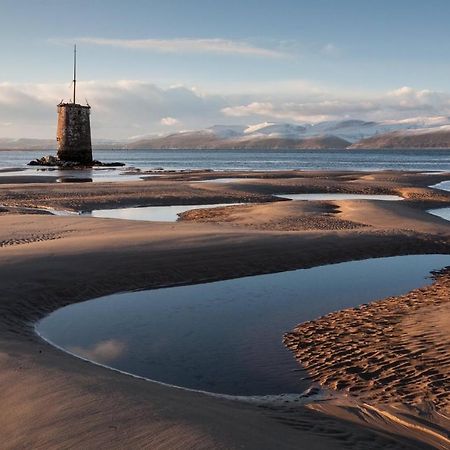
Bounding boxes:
56 103 92 163
56 45 92 164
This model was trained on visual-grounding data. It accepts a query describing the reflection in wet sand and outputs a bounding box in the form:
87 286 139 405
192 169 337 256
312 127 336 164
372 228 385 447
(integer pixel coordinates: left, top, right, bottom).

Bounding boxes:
428 207 450 222
276 193 403 201
68 339 126 364
87 203 243 222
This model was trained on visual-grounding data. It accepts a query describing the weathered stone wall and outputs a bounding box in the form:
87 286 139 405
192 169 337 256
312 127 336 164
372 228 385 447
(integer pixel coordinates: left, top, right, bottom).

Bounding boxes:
56 103 92 163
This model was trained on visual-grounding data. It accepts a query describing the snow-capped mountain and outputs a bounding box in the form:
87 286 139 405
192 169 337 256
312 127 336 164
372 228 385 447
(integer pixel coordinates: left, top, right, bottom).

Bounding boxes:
4 118 450 150
307 118 450 143
207 125 247 139
350 124 450 149
242 122 307 138
201 118 450 144
121 117 450 149
305 120 391 142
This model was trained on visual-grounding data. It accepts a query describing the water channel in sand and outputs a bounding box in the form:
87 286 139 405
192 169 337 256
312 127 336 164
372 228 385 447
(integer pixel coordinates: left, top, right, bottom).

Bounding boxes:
37 255 449 397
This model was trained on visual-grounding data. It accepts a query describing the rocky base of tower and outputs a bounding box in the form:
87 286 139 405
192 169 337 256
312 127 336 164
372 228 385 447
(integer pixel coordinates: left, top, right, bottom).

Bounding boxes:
28 155 125 168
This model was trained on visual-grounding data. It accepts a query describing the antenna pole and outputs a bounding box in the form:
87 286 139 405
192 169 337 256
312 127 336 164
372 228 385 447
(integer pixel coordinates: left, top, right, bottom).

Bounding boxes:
73 44 77 104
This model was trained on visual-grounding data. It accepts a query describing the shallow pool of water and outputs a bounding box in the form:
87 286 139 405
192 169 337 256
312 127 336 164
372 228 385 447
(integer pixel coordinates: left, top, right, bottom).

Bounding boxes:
432 180 450 192
276 193 403 201
0 168 148 183
195 178 258 183
86 203 242 222
37 255 449 397
429 207 450 222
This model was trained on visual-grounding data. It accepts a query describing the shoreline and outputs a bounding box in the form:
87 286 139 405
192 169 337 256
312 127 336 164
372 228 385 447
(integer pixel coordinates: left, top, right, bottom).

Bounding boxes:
34 255 448 405
35 322 326 406
0 170 449 448
284 269 450 450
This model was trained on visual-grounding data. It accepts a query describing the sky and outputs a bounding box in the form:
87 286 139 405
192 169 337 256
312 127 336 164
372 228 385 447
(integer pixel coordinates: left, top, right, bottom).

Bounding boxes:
2 0 450 139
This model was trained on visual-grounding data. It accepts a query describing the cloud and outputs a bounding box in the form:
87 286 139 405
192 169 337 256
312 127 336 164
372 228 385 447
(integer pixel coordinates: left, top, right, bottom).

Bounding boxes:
160 116 180 126
385 86 448 110
69 339 126 364
222 100 374 123
2 80 450 139
321 43 341 57
0 80 227 138
55 37 286 58
221 87 450 124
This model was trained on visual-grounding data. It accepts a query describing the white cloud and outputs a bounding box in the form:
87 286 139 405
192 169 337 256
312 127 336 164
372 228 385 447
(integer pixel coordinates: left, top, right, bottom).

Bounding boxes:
2 81 450 139
0 80 227 138
385 86 448 111
221 87 450 124
222 102 274 117
160 116 180 126
321 43 341 57
69 339 126 363
55 37 287 58
222 100 372 123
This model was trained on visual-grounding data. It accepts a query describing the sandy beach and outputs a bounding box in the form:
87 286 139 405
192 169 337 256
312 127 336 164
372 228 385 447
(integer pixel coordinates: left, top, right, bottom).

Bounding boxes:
0 169 449 449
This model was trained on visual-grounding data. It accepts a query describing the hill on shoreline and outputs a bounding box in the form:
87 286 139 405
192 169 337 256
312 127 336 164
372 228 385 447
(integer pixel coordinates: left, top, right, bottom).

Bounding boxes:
3 119 450 150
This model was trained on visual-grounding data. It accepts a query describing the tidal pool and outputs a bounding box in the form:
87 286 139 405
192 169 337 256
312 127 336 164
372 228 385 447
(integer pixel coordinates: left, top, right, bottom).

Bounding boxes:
429 207 450 222
36 255 449 397
432 180 450 192
0 168 148 183
86 203 242 222
276 193 403 201
195 178 258 183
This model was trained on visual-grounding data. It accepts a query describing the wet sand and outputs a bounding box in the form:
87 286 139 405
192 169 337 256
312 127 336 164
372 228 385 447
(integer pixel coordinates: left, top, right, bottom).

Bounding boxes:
284 270 450 450
0 170 449 449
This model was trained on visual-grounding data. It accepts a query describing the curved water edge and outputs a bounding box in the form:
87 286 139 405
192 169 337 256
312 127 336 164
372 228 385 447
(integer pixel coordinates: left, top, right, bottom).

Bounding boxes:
194 178 259 183
85 194 403 222
86 203 244 222
432 180 450 192
0 167 149 183
36 255 450 398
428 179 450 221
428 207 450 222
35 326 331 406
33 193 404 222
275 193 403 201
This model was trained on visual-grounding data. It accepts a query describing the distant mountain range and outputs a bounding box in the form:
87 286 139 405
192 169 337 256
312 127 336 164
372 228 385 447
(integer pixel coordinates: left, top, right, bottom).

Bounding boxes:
4 118 450 150
123 118 450 149
349 125 450 149
0 138 119 151
0 138 57 150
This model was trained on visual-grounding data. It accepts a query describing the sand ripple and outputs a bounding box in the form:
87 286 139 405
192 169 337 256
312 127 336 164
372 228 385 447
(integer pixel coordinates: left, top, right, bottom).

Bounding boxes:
284 269 450 420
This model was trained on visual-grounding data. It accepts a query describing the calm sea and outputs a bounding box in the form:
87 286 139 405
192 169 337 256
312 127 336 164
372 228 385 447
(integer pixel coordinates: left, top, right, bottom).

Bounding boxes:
1 148 450 172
